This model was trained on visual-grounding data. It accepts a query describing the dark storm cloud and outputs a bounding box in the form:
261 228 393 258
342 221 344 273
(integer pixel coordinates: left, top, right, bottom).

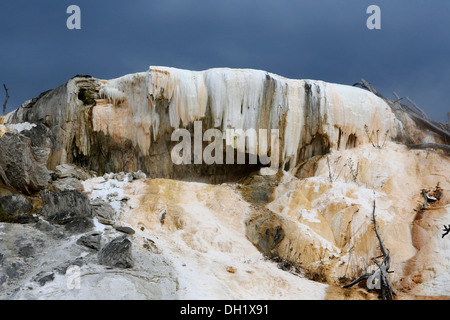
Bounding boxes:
0 0 448 121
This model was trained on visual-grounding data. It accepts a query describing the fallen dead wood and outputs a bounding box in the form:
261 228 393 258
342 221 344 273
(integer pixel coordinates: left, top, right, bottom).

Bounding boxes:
408 143 450 153
421 188 438 208
353 78 450 145
342 273 372 289
422 206 447 211
406 96 427 118
404 110 450 142
342 198 394 300
352 78 382 98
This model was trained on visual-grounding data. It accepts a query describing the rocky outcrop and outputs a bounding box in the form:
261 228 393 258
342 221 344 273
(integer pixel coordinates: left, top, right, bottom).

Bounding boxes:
51 177 84 192
90 198 116 225
0 133 50 194
41 190 93 226
0 194 33 223
52 164 92 181
1 141 448 299
4 66 433 182
0 220 178 299
98 235 133 269
77 231 102 251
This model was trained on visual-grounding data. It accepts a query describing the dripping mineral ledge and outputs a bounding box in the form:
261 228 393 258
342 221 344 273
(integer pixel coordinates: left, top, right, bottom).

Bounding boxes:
4 66 405 181
96 66 399 164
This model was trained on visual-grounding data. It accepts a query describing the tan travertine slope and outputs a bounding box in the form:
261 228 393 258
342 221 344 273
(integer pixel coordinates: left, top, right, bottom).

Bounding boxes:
263 142 449 298
84 141 448 299
112 178 332 299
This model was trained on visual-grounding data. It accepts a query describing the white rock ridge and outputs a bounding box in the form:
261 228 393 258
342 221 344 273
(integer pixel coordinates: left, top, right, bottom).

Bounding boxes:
5 66 428 181
96 66 401 165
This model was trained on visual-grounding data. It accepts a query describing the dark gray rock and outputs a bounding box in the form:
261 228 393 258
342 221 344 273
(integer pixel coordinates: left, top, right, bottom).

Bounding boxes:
0 194 33 222
91 198 116 223
98 235 133 269
0 133 50 195
0 274 6 285
18 243 34 257
52 177 84 192
33 271 55 286
41 190 93 225
64 217 94 234
132 170 147 180
16 215 39 224
77 232 102 251
34 219 55 232
21 122 54 149
52 230 66 240
114 225 135 235
53 164 91 181
54 257 84 275
5 262 23 279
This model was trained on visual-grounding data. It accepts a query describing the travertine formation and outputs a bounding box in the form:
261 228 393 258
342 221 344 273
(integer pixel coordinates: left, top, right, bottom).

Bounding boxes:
2 67 414 181
0 66 448 299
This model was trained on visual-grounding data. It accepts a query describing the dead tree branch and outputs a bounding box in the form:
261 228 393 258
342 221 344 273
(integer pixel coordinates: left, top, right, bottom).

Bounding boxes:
352 78 381 97
372 199 387 258
404 108 450 142
392 91 402 102
326 155 346 182
408 143 450 153
343 198 394 300
342 272 373 289
370 198 394 300
3 84 9 116
354 78 450 144
421 189 438 208
406 96 428 118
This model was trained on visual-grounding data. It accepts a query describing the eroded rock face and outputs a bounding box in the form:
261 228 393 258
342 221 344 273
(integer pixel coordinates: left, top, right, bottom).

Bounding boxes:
41 190 93 225
3 67 420 182
0 133 50 194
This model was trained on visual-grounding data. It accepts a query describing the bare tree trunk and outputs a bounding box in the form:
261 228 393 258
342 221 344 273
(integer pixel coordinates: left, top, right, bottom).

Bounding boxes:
371 199 394 300
3 84 9 116
343 199 394 300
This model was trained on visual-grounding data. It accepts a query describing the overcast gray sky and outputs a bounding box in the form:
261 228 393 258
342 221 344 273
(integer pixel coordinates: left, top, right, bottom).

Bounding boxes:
1 0 448 121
